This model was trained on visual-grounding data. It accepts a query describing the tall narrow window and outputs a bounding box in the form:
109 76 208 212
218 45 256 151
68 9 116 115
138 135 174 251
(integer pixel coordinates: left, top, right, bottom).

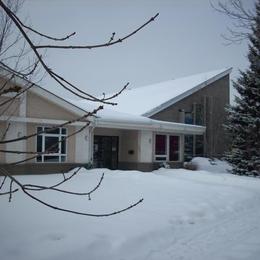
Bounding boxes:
169 136 180 161
195 104 204 125
36 127 67 162
195 135 204 156
184 135 194 161
155 134 167 161
185 112 193 124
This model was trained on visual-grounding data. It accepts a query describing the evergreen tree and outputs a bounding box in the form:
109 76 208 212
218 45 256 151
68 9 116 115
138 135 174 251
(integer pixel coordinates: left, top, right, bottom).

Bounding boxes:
225 0 260 176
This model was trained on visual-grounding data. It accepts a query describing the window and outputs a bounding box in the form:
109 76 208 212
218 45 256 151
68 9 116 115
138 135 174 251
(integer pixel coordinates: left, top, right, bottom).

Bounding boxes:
184 134 204 161
184 135 194 161
195 104 204 125
155 134 180 162
169 136 180 161
36 127 67 162
195 135 204 156
185 112 193 124
155 135 167 161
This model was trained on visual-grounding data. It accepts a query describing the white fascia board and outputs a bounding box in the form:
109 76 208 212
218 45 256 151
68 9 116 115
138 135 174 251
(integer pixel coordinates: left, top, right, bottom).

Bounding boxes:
0 66 88 117
0 116 88 126
143 68 232 117
95 118 205 135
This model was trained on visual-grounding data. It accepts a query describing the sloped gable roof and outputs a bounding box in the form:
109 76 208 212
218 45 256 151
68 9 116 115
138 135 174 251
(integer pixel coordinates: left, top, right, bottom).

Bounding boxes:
105 67 232 117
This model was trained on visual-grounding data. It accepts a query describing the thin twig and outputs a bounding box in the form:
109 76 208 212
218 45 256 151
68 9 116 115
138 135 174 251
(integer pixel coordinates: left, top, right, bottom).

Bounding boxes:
23 167 82 191
0 189 19 196
0 122 10 141
35 13 159 49
8 179 13 202
24 173 104 197
0 175 7 189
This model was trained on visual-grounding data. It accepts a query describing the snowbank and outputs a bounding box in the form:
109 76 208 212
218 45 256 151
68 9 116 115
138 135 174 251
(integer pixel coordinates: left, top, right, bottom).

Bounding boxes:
190 157 232 173
1 167 260 260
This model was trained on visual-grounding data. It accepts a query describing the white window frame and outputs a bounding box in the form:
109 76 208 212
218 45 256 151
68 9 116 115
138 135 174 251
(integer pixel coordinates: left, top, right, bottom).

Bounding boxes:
154 133 181 162
36 126 67 163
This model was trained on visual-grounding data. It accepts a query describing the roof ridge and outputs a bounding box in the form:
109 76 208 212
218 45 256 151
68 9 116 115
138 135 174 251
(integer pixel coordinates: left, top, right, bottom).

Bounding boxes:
132 67 231 91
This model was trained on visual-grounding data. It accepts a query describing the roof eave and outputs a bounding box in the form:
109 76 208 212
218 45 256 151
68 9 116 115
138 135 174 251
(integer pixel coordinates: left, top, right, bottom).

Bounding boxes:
94 117 206 135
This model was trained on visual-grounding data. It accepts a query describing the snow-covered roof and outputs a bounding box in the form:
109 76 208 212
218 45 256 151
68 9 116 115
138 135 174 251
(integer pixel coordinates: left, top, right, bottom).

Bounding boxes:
69 101 205 134
67 68 231 133
103 68 232 116
0 65 222 135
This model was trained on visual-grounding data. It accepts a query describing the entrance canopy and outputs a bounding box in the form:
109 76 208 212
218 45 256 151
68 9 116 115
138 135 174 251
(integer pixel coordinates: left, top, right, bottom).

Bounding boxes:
94 107 205 135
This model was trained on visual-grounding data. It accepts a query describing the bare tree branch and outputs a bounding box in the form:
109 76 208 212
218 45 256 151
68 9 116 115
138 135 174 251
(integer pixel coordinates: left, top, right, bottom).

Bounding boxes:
0 175 6 189
0 105 102 145
0 122 10 141
23 167 82 190
0 167 143 217
8 178 13 201
35 13 159 49
23 173 104 198
211 0 255 44
0 188 18 196
0 0 156 217
0 1 158 103
18 22 76 41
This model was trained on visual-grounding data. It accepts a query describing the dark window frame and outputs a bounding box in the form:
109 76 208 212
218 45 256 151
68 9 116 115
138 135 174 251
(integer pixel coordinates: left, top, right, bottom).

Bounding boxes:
154 134 180 162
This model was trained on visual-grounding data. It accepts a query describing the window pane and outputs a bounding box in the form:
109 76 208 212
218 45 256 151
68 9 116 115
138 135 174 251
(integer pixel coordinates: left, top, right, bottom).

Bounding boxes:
184 135 194 161
36 156 42 162
195 104 204 125
36 126 67 163
43 156 59 162
45 127 59 134
37 135 42 153
61 137 66 154
155 135 166 155
195 135 204 156
169 136 179 161
45 136 59 153
37 127 43 134
185 112 193 124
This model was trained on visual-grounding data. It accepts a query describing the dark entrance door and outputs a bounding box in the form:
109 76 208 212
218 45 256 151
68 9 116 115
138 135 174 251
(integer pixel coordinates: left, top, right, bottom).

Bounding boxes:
93 136 119 169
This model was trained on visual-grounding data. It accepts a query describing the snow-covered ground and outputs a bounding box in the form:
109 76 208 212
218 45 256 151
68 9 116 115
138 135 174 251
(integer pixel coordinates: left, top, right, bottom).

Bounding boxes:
1 160 260 260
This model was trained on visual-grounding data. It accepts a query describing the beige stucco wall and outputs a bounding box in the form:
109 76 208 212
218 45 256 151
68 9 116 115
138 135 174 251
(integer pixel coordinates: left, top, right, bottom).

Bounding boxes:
0 77 90 170
26 123 76 163
138 130 153 163
120 130 139 163
0 96 20 117
0 76 23 117
26 92 78 120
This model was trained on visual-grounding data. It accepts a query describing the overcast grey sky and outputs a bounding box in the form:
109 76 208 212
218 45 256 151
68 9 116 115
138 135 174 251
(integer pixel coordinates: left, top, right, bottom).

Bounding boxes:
22 0 255 99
